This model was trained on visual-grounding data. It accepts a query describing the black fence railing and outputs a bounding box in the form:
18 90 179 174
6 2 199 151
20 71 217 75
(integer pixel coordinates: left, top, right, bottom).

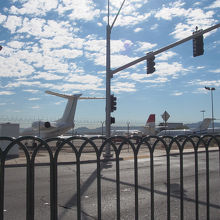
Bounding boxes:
0 135 220 220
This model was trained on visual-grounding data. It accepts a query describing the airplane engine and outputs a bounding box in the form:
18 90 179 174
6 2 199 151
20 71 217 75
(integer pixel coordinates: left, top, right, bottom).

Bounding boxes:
32 121 51 129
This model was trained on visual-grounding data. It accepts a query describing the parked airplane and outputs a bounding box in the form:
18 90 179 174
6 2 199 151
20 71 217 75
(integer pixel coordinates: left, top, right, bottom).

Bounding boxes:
111 114 156 137
21 91 104 139
206 127 220 134
157 118 212 136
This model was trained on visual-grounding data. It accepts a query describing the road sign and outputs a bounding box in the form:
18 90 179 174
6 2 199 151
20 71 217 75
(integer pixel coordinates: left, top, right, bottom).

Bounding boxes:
162 111 170 122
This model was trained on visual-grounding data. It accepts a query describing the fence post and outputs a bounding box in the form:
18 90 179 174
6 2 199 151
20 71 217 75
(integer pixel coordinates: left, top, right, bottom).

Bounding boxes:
0 157 5 220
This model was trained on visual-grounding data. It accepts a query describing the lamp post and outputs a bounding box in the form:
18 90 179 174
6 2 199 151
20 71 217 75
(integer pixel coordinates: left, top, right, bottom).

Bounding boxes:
200 110 205 120
127 121 130 137
205 86 215 133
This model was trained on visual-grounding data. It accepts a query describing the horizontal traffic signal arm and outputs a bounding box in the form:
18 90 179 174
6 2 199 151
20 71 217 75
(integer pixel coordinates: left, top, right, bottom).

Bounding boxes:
111 23 220 75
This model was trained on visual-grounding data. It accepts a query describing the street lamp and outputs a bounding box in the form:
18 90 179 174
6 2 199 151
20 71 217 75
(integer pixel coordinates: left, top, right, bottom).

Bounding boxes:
205 86 215 133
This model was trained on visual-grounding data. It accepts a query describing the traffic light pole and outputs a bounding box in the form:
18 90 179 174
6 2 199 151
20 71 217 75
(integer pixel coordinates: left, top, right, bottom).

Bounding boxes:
104 0 126 159
105 23 112 158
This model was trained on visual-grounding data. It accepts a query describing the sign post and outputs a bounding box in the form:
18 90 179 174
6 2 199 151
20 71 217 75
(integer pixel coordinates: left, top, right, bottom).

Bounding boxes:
162 111 170 134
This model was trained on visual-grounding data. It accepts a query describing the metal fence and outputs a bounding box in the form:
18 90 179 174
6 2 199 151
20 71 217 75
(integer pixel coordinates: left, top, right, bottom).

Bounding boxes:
0 135 220 220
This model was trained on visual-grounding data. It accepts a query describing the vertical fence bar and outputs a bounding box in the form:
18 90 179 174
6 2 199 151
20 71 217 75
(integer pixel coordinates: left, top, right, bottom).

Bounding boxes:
179 149 184 220
28 161 35 220
50 157 57 220
194 148 199 220
166 152 170 220
134 151 138 220
205 147 210 220
26 159 32 220
0 158 5 220
97 156 101 220
76 156 81 220
116 154 120 220
150 150 154 220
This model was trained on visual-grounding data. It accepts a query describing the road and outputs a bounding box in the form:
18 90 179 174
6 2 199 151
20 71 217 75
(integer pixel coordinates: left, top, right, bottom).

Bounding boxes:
2 150 220 220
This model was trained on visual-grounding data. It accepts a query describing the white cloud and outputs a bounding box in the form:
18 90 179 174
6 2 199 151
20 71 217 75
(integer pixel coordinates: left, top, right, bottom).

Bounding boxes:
134 28 143 33
49 48 83 59
33 72 64 81
171 91 183 96
189 79 220 87
136 42 157 52
6 80 42 88
3 15 22 33
154 1 217 40
210 68 220 73
51 83 105 92
110 54 140 69
156 62 189 78
65 74 103 86
206 0 220 9
103 0 151 27
57 0 100 21
0 91 15 95
196 66 206 70
0 56 35 77
157 51 177 61
0 14 7 24
150 24 159 30
32 105 40 109
10 0 58 16
111 82 136 93
84 39 106 54
108 13 151 27
155 1 186 20
23 89 39 94
7 41 25 49
129 73 169 84
28 98 40 101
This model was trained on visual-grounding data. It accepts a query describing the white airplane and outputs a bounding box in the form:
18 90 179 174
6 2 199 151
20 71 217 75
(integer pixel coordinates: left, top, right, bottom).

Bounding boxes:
206 127 220 134
21 91 104 139
157 118 212 136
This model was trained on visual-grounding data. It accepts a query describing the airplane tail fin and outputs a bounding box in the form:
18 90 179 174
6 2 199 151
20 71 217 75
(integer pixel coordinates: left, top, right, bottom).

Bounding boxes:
46 91 82 124
45 91 105 125
144 114 156 135
194 118 212 133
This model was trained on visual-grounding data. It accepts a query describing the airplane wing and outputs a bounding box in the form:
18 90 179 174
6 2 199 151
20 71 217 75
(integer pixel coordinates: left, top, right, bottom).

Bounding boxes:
79 97 105 99
45 90 82 99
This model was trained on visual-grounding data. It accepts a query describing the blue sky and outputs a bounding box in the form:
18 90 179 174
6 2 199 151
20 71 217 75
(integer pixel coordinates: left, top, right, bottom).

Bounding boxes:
0 0 219 128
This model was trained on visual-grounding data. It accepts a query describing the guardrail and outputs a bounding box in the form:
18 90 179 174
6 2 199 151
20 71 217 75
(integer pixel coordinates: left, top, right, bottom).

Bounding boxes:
0 135 220 220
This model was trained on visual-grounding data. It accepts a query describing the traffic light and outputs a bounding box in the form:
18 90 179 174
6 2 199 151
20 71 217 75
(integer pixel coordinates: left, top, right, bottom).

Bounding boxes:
110 94 117 112
147 53 155 74
110 117 115 124
193 31 204 57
